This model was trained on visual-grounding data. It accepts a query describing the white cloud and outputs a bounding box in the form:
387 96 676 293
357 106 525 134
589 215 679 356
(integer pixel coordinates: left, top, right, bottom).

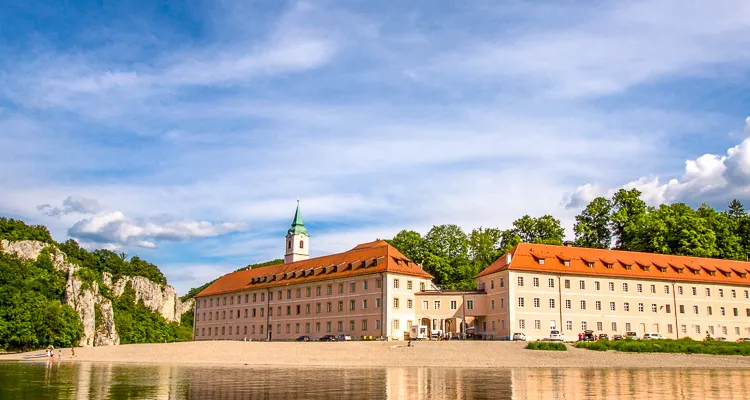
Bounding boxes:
565 117 750 208
38 196 103 217
68 210 247 249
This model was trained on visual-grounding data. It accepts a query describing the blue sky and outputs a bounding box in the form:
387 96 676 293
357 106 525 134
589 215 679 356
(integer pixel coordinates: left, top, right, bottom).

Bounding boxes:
2 0 750 294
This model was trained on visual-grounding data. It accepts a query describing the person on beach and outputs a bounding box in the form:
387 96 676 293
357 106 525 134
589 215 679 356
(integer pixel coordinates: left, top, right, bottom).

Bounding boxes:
71 347 75 357
57 350 62 359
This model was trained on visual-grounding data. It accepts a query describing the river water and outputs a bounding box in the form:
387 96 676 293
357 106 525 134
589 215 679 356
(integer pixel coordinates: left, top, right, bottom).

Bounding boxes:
1 361 748 399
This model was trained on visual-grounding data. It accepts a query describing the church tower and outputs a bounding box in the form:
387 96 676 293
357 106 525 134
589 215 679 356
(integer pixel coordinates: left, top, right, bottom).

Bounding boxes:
284 200 309 264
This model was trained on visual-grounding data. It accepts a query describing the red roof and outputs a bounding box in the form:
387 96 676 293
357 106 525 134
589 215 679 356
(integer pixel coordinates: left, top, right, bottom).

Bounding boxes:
195 240 433 297
477 243 750 286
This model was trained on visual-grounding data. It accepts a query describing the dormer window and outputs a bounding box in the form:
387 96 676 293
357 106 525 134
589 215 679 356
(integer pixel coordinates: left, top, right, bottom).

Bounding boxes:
624 265 632 271
606 264 613 269
563 260 570 267
538 258 545 265
587 262 594 268
658 267 667 273
725 272 732 278
710 271 716 276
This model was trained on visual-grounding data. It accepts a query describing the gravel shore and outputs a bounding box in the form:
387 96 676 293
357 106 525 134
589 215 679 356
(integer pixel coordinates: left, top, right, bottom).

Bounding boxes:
3 341 750 368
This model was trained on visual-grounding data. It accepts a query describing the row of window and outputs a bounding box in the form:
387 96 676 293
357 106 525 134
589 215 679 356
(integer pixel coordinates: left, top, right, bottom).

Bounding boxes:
516 277 750 298
420 300 460 310
392 279 426 291
200 319 382 337
511 320 749 337
200 298 383 321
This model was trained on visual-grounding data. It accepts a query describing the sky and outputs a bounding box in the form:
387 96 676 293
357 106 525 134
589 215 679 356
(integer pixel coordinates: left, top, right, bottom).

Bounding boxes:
1 0 750 295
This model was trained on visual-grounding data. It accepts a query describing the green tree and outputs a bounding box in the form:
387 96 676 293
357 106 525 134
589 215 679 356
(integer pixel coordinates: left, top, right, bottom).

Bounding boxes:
574 197 613 249
387 230 425 263
641 203 717 257
610 189 648 250
468 227 503 271
728 199 746 219
505 215 565 245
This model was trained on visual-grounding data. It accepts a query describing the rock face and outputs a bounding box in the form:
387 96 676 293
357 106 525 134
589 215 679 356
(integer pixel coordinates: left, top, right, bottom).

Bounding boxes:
107 273 193 323
0 239 191 347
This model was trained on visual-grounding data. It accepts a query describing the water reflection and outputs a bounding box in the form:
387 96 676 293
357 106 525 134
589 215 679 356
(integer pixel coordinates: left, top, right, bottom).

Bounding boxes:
1 361 749 399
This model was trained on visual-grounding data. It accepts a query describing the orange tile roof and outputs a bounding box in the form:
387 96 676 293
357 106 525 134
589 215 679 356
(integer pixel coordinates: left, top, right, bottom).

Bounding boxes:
196 240 433 297
477 243 750 286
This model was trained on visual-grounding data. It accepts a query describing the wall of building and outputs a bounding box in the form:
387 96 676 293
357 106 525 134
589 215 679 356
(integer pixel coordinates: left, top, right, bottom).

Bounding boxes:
384 273 433 339
475 271 510 339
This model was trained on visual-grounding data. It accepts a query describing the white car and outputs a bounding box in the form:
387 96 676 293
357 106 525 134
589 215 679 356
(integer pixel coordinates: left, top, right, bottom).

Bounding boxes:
512 333 526 341
549 330 564 341
336 334 352 341
643 333 663 340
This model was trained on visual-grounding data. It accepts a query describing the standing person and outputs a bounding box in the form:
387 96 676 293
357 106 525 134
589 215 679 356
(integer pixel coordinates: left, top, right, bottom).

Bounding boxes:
71 347 76 357
57 350 62 359
578 332 582 341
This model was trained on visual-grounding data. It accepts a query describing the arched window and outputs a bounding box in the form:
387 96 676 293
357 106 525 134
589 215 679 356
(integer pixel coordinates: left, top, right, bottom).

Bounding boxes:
288 240 291 249
300 240 304 249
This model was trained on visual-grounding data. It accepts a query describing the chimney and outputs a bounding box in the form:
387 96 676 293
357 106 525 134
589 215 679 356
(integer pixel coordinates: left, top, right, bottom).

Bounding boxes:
505 253 512 265
563 241 574 248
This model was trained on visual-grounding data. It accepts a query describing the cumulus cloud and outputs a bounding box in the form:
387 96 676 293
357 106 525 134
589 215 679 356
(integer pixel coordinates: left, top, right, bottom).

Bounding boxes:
565 117 750 208
37 196 103 216
68 211 248 249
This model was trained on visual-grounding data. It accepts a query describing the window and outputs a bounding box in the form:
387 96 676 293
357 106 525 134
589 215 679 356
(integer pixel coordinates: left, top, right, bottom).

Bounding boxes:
650 285 656 294
491 300 495 309
747 309 750 317
696 325 701 334
579 280 585 290
668 324 673 334
746 290 749 299
535 320 541 330
549 299 556 309
609 282 614 291
337 321 342 332
610 302 616 311
376 279 382 289
732 289 736 298
420 282 425 291
362 299 368 309
393 298 400 308
595 281 601 291
651 304 657 313
450 300 457 310
623 303 629 312
565 300 571 309
678 286 683 295
723 326 728 335
363 281 368 290
595 301 601 310
665 304 671 313
338 301 344 311
534 298 540 308
491 320 496 331
305 323 310 333
306 287 311 297
533 277 539 287
407 299 413 309
681 325 686 334
339 283 344 294
637 284 642 293
327 285 333 295
350 320 355 331
230 296 234 305
244 309 248 318
719 289 724 297
376 298 381 308
327 302 332 312
625 323 631 332
566 321 573 331
708 306 713 315
305 304 310 314
518 297 525 307
721 307 726 316
580 300 586 310
548 279 555 288
491 280 495 289
362 320 368 331
581 321 587 331
316 303 321 313
734 308 739 317
422 300 429 309
253 294 257 302
692 287 697 296
327 322 332 332
736 327 741 335
519 319 526 329
664 285 670 294
376 320 381 330
350 282 356 292
393 279 399 289
245 294 249 303
500 278 504 287
538 258 545 265
393 320 400 331
317 286 322 296
638 303 644 312
622 283 629 292
300 240 304 249
350 300 355 311
295 324 300 333
597 322 603 331
518 277 524 287
467 300 474 310
564 279 571 289
679 305 685 314
407 281 413 290
434 301 441 310
612 322 617 331
706 288 711 296
694 306 700 315
286 306 291 315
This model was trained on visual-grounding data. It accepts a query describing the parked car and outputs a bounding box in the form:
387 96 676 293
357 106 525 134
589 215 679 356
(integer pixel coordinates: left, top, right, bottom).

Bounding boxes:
512 333 526 341
625 331 638 339
737 338 750 342
613 334 624 341
643 333 663 340
295 335 311 342
599 333 609 340
717 337 727 342
336 334 352 341
582 330 596 341
319 335 337 341
549 330 564 341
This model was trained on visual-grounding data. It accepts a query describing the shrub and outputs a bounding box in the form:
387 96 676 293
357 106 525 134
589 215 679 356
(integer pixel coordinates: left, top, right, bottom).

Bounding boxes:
575 338 750 356
527 341 567 351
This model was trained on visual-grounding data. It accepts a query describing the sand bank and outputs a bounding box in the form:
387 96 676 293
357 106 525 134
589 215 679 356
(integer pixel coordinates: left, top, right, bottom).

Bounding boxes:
2 341 750 369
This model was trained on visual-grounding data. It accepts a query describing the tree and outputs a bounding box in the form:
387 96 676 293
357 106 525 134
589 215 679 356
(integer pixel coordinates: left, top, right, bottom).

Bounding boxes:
728 199 746 219
387 230 425 263
468 227 503 271
423 225 469 261
640 203 717 258
610 189 648 250
574 197 613 249
505 215 565 245
698 204 743 260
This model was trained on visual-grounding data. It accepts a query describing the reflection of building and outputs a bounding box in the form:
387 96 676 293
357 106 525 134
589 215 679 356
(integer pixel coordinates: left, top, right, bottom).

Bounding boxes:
194 205 750 342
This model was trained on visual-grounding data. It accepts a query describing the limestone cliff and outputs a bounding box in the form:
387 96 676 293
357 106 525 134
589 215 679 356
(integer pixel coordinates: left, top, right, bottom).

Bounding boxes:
0 239 191 346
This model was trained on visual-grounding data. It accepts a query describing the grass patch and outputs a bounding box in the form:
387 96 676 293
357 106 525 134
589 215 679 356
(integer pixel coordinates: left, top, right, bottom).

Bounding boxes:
526 341 567 351
575 338 750 355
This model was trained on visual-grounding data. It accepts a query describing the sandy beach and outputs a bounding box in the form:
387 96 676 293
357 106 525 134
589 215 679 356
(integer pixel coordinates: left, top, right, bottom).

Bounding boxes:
3 341 750 369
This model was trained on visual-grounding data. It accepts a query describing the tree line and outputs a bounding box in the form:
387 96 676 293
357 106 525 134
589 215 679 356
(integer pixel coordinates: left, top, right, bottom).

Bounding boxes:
386 190 750 290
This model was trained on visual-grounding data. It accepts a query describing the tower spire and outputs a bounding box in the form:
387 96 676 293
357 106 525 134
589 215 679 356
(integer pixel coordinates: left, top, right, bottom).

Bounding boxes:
288 200 307 235
285 199 309 263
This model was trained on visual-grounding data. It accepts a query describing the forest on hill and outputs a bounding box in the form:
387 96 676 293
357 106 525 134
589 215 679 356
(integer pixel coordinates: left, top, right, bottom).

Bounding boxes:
386 189 750 290
0 218 192 350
